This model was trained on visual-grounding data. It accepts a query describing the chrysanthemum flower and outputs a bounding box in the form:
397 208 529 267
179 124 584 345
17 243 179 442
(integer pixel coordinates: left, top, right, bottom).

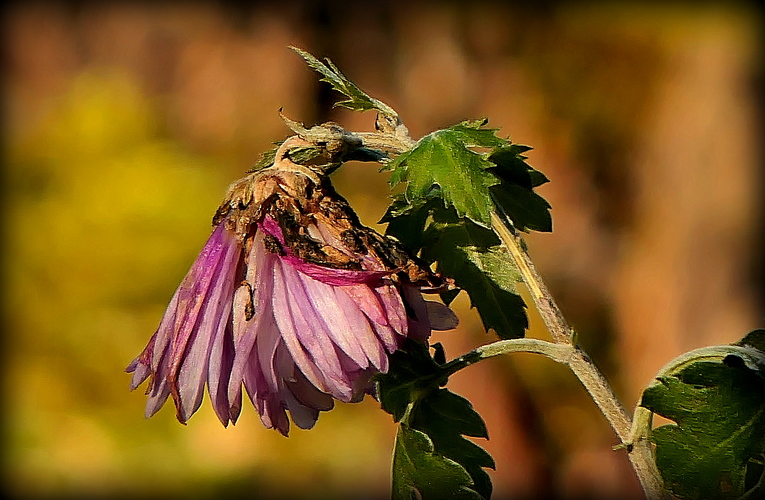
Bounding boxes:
127 137 457 435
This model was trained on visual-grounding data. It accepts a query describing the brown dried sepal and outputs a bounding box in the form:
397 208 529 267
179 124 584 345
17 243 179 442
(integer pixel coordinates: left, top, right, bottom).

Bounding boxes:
214 136 447 290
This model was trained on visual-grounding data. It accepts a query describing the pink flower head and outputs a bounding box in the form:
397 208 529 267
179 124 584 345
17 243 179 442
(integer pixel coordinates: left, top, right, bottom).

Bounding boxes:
127 137 458 435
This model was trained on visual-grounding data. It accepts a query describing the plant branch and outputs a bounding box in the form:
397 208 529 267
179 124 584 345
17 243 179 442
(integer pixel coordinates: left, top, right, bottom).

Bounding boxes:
302 119 667 499
440 338 574 377
490 211 667 499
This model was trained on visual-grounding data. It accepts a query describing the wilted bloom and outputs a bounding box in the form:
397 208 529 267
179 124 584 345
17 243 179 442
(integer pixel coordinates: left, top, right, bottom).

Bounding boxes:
127 136 457 435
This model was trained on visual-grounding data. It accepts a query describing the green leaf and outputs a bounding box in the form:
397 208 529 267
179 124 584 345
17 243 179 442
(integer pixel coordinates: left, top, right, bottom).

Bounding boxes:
379 341 494 500
377 340 445 422
421 212 527 340
409 390 495 499
392 424 483 500
383 121 552 233
491 183 552 233
736 329 765 354
385 123 504 227
488 146 552 232
291 46 397 116
249 143 280 172
488 145 547 189
379 195 437 253
384 199 529 340
640 333 765 500
444 119 510 149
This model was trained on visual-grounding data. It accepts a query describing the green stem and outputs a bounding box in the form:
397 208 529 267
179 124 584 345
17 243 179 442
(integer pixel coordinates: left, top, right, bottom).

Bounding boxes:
440 338 573 377
490 211 667 500
316 120 667 498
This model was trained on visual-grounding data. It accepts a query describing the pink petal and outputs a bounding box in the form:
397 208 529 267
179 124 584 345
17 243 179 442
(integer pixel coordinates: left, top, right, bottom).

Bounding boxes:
269 258 334 396
276 259 353 401
294 271 369 369
332 287 388 372
373 285 408 336
287 257 391 286
343 284 389 326
370 322 399 354
176 232 241 422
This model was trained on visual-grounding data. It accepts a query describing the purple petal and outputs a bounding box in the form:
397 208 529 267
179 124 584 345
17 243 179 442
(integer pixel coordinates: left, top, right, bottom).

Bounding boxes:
287 256 391 286
332 287 388 372
401 285 431 342
126 333 155 390
242 352 290 436
176 230 241 422
282 386 320 430
275 258 353 401
144 363 171 419
258 216 285 246
145 341 172 417
373 285 408 336
150 291 181 374
294 271 369 369
155 225 233 416
269 256 333 396
282 357 334 412
208 321 237 425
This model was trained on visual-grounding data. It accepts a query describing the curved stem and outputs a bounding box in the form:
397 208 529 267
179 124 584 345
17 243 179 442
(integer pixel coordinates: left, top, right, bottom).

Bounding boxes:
440 338 574 377
323 120 667 498
491 211 667 499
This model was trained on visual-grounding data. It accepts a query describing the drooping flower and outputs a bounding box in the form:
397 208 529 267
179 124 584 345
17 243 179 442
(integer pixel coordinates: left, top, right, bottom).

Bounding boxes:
127 136 457 435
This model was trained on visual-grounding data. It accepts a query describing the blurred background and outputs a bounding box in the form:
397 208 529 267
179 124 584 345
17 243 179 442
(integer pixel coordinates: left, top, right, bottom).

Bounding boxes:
2 2 763 499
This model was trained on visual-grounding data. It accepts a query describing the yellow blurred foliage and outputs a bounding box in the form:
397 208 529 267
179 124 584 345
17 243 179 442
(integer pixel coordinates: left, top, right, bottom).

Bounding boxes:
3 70 398 498
2 3 761 499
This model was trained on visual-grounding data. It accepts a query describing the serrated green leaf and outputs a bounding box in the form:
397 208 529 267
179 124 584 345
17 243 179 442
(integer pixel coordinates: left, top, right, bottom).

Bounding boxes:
291 47 396 116
386 126 502 226
445 119 509 149
379 342 494 500
487 146 552 232
410 390 496 499
640 336 765 500
384 200 529 340
377 341 445 422
392 424 484 500
380 195 438 253
491 183 552 233
488 145 547 189
421 216 528 340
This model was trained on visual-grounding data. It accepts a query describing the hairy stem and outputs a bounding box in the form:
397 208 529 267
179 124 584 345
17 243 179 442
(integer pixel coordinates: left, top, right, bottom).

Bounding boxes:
440 338 575 377
316 120 667 498
491 211 667 499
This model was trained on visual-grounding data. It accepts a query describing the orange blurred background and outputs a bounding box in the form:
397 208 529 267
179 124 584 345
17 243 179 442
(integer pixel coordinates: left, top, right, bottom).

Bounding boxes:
2 2 763 499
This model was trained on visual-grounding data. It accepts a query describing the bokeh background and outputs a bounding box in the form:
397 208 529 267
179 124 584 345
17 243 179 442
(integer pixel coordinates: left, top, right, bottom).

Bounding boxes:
3 2 763 499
